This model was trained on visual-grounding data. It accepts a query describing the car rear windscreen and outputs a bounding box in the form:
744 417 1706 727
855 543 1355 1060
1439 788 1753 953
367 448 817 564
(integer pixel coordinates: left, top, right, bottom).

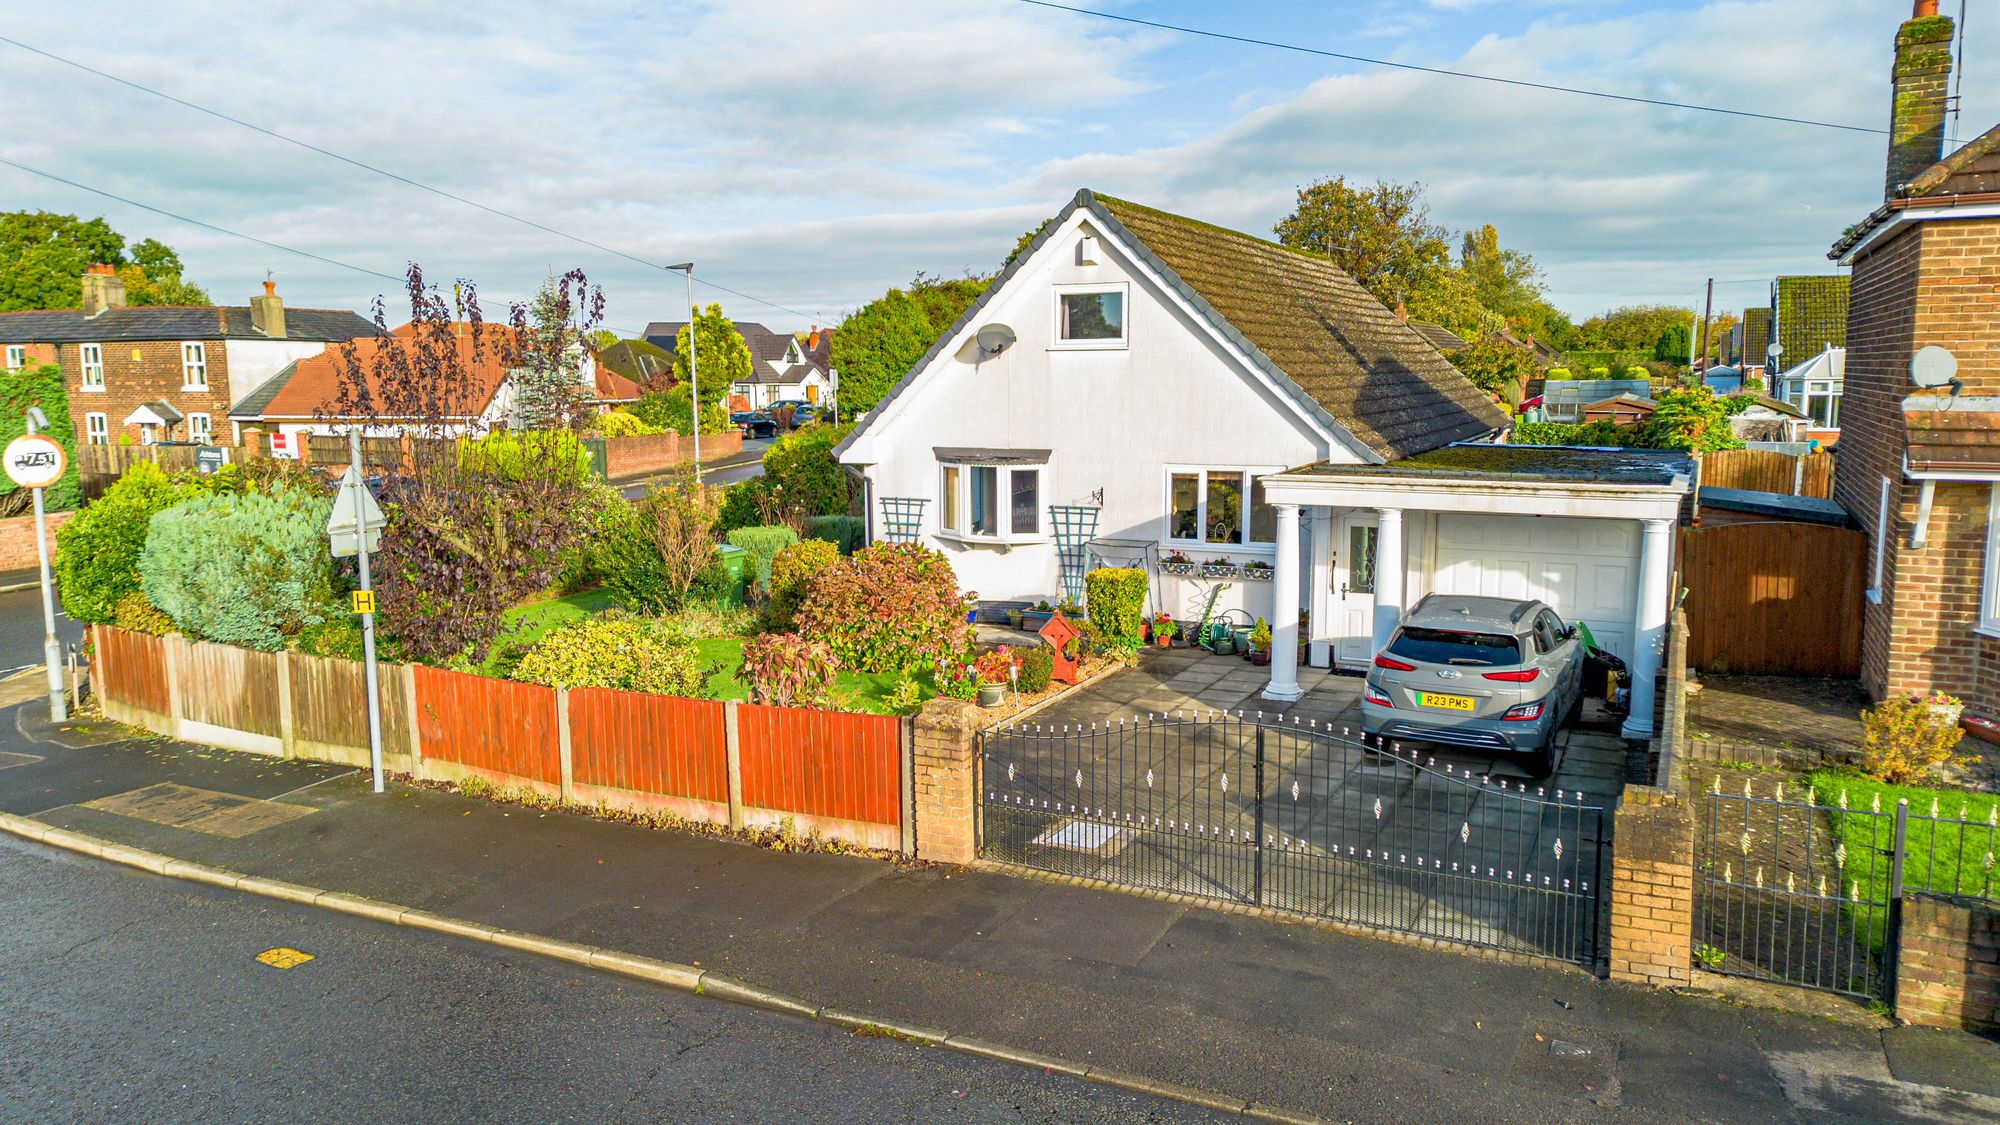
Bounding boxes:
1388 626 1521 666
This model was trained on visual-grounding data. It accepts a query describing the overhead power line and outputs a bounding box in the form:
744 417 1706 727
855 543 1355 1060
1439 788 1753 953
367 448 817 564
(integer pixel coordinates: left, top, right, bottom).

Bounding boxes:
1018 0 1890 137
0 34 828 323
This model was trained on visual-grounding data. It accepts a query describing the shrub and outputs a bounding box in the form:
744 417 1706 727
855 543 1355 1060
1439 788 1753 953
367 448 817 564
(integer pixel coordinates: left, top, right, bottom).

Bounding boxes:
761 538 841 632
138 487 337 651
716 479 768 534
54 462 199 624
595 409 662 438
975 645 1019 685
741 632 840 708
761 426 851 520
111 590 175 636
1858 694 1968 785
1085 568 1148 641
1017 645 1054 693
727 525 799 595
805 514 865 555
1587 366 1611 379
796 543 973 675
512 616 704 696
1544 367 1572 380
553 481 628 593
885 677 926 715
1622 366 1651 380
937 660 980 701
1249 617 1271 653
1510 421 1585 446
599 477 722 613
295 614 367 661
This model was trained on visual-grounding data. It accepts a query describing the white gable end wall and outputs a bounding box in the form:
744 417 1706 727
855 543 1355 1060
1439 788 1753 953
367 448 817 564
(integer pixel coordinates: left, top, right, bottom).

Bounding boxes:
846 210 1356 617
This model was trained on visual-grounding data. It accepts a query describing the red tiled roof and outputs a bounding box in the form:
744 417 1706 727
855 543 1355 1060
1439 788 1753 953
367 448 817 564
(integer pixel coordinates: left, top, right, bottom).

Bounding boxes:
260 331 515 420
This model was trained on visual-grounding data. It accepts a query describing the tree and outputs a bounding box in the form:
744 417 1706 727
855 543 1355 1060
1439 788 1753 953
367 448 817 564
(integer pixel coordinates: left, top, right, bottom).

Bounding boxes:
673 302 748 418
1575 305 1694 351
0 363 80 515
828 274 987 415
0 212 209 311
1448 335 1542 407
511 271 604 430
1639 386 1746 453
1654 322 1692 363
1274 177 1453 314
328 264 603 663
1459 225 1576 348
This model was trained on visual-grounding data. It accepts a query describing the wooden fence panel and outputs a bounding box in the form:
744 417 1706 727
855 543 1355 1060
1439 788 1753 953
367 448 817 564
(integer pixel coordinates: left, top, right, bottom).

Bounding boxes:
737 704 901 832
1680 522 1865 677
412 666 560 786
1701 449 1796 494
94 625 169 716
289 652 416 762
178 640 284 738
1800 451 1833 499
567 689 728 805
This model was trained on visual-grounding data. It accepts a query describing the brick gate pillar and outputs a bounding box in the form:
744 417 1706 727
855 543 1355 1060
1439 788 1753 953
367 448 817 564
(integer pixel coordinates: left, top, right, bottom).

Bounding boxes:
1896 893 2000 1032
913 698 979 865
1609 784 1696 987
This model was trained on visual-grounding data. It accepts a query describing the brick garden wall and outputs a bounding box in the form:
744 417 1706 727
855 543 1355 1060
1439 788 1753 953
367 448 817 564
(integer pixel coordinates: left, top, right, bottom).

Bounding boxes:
603 431 744 479
1608 786 1696 988
0 510 73 572
1896 893 2000 1033
912 698 978 865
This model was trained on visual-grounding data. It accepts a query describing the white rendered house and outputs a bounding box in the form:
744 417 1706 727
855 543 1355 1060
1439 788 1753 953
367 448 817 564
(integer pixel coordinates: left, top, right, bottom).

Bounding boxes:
837 190 1690 739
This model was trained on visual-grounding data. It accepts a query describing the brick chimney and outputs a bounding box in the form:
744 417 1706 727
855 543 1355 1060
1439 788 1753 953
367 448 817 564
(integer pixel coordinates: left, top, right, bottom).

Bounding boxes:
1886 0 1955 199
250 279 286 338
80 263 126 318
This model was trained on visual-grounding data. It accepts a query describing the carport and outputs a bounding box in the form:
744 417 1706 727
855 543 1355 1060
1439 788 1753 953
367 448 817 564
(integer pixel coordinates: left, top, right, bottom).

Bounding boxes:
1255 445 1692 741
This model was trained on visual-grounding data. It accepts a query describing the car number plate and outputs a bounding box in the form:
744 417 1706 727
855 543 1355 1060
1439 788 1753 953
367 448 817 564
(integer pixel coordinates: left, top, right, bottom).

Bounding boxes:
1414 692 1475 712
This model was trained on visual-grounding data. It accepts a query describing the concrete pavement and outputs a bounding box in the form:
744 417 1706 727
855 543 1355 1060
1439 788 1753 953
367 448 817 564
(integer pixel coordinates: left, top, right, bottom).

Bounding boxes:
3 700 1997 1124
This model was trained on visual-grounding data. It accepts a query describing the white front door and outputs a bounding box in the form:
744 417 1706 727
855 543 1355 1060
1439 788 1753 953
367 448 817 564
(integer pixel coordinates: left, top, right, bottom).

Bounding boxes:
1332 511 1378 669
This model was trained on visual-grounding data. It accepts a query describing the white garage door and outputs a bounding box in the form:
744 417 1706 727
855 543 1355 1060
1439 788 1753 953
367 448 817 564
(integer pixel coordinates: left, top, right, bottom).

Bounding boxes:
1431 515 1639 660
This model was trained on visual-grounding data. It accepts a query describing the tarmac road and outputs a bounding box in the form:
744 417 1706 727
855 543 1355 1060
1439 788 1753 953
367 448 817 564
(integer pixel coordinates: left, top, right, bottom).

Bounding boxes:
0 584 84 681
0 834 1226 1125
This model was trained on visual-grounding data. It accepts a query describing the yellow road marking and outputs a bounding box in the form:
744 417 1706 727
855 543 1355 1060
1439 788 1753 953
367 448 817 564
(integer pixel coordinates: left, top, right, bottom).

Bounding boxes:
256 947 315 969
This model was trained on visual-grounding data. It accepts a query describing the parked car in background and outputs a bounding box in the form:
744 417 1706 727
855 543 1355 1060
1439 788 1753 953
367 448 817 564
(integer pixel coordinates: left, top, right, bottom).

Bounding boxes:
736 412 777 439
1359 594 1584 777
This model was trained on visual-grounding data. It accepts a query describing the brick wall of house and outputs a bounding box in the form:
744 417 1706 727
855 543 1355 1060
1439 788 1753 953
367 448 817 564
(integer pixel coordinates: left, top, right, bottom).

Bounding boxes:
1835 216 2000 713
0 510 74 572
5 342 59 369
1895 892 2000 1033
58 338 236 445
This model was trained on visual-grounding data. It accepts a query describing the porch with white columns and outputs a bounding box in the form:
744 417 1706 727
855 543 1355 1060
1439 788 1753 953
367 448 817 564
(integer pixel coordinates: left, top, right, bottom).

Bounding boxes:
1620 517 1676 741
1261 502 1304 702
1371 507 1405 656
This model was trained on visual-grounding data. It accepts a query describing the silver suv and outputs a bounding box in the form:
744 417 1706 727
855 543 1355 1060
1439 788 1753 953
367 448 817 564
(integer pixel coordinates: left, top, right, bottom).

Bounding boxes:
1359 594 1583 777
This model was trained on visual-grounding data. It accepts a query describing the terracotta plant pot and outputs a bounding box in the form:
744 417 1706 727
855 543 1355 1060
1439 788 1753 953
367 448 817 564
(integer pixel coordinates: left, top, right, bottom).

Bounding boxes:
1156 635 1173 649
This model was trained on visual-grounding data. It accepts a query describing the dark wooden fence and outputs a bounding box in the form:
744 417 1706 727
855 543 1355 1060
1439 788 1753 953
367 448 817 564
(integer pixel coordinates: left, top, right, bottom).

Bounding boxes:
1679 522 1865 677
1699 449 1833 499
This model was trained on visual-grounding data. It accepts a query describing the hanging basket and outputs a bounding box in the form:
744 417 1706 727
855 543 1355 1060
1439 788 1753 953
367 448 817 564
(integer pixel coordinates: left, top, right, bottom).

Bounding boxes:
1161 561 1196 577
1200 563 1240 579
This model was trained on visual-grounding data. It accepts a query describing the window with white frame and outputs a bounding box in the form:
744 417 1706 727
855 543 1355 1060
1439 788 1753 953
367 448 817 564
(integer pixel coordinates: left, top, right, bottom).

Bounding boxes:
5 345 23 370
188 413 212 443
938 455 1043 540
80 343 104 389
1789 377 1842 429
1054 284 1127 348
1166 469 1277 547
1982 484 2000 634
85 412 107 445
181 342 208 389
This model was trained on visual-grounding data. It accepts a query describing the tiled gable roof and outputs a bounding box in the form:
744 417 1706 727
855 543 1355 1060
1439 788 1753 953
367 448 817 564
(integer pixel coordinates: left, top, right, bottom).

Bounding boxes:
1909 120 2000 197
1740 307 1773 365
0 305 375 344
641 319 807 370
1772 276 1848 365
1409 322 1468 352
1089 193 1508 460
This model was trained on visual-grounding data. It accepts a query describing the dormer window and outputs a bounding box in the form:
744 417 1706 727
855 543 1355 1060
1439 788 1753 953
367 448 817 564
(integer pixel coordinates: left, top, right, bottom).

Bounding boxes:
1054 283 1128 349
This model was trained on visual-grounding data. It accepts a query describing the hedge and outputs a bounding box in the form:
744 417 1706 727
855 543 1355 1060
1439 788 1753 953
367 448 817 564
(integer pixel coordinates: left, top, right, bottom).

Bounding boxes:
1085 568 1148 641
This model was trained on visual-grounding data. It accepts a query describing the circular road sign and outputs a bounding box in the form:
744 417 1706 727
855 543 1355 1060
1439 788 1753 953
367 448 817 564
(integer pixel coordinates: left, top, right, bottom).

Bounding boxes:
3 434 67 489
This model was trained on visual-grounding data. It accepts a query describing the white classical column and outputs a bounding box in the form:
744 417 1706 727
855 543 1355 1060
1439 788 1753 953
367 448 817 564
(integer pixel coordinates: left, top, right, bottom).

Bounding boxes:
1622 517 1676 741
1262 503 1304 702
1371 508 1406 657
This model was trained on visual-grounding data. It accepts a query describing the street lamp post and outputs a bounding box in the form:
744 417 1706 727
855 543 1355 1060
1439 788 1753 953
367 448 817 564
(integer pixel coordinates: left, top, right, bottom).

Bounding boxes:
666 262 700 485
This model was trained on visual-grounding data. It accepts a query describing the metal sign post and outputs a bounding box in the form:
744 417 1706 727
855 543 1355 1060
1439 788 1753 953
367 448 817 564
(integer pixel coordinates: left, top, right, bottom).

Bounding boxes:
329 430 388 793
5 419 67 722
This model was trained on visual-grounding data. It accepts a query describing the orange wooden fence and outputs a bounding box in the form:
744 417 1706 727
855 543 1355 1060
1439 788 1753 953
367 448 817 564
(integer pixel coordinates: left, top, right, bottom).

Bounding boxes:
737 704 902 834
1679 522 1865 677
413 665 561 787
567 688 728 808
1699 449 1834 499
94 625 169 717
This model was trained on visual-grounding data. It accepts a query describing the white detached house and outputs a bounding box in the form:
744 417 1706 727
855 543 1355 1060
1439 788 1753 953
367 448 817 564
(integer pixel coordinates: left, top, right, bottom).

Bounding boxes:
837 190 1691 740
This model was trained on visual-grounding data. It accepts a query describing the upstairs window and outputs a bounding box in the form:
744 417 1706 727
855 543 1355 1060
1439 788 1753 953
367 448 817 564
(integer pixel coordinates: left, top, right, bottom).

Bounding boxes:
181 342 208 389
1055 284 1127 348
80 343 105 388
5 345 23 370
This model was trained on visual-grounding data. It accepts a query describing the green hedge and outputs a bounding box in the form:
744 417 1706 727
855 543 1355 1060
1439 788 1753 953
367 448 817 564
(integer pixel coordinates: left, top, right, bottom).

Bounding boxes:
0 363 80 514
1510 421 1585 446
54 461 201 624
1562 349 1652 373
1085 568 1148 641
138 487 337 651
804 514 865 555
726 525 799 594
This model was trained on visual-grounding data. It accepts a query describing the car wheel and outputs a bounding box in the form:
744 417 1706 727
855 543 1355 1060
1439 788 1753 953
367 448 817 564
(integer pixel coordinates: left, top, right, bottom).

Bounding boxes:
1524 742 1555 780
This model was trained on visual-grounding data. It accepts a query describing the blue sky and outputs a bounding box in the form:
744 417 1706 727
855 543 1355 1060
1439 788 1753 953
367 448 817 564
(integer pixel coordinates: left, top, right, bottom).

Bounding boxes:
4 1 1990 335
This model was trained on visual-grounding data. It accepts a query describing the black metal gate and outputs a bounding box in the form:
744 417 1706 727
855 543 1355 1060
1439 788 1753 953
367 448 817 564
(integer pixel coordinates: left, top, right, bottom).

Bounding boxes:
979 713 1607 967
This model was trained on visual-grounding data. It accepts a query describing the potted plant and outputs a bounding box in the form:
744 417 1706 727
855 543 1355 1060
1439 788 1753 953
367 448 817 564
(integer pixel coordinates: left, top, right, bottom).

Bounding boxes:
1240 559 1273 580
1248 618 1272 666
1151 612 1178 649
1201 555 1239 579
1006 608 1024 629
1161 551 1196 577
1925 689 1965 727
975 646 1018 707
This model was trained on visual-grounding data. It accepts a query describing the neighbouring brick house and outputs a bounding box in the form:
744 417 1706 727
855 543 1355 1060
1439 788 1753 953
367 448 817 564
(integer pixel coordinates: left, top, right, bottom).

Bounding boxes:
1830 2 2000 713
0 270 375 448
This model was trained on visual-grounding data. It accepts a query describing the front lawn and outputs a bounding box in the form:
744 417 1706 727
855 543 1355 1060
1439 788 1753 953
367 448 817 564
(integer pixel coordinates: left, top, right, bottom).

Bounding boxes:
1807 768 2000 907
487 588 620 673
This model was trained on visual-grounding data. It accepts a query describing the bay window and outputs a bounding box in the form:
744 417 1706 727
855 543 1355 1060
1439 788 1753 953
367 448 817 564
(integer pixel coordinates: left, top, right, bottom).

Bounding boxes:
938 448 1048 542
1165 469 1277 548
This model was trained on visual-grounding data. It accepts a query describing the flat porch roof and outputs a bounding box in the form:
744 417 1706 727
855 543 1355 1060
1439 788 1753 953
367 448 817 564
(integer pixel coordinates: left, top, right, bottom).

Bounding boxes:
1261 443 1693 521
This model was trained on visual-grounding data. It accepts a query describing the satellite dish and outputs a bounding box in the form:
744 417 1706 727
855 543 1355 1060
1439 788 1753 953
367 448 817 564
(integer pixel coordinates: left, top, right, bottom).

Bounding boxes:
975 323 1016 357
1911 345 1959 389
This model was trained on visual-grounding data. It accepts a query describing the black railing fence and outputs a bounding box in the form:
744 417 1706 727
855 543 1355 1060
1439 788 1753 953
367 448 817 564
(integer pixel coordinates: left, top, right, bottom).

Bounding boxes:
980 712 1607 966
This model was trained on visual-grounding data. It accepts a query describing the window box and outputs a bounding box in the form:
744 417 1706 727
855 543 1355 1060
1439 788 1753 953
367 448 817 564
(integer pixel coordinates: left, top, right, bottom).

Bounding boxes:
1239 561 1273 580
1161 560 1197 577
1200 561 1240 580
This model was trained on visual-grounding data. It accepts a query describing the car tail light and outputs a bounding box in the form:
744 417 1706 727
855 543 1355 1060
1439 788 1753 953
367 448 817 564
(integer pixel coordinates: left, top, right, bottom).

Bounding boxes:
1364 683 1392 706
1501 700 1545 722
1482 668 1541 683
1373 654 1416 671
